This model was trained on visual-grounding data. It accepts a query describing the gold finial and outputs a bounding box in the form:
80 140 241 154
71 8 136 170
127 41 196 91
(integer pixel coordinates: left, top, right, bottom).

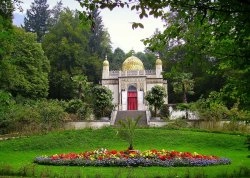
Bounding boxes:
156 54 162 65
103 55 109 66
131 49 135 56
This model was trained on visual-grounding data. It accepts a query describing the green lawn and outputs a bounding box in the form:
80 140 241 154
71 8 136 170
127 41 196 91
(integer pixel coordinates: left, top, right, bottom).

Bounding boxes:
0 127 249 177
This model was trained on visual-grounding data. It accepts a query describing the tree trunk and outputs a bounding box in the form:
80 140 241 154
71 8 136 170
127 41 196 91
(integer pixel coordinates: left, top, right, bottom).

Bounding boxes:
154 105 157 117
183 92 187 103
128 143 133 150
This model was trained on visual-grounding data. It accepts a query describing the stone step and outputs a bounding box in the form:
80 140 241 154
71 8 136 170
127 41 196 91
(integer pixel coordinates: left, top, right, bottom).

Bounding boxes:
114 111 148 126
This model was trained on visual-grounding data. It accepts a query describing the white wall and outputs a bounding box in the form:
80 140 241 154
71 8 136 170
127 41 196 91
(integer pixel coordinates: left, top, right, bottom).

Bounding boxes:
65 121 110 129
104 84 119 105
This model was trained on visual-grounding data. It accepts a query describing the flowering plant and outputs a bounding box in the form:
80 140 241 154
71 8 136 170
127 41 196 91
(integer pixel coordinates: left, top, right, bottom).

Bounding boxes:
34 148 231 167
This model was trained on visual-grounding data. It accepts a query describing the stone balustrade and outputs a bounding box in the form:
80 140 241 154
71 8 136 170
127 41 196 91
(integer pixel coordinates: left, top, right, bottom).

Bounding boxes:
109 70 156 78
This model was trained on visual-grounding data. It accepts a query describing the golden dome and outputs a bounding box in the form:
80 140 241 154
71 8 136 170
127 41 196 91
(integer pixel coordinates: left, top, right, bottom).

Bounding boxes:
103 59 109 66
156 58 162 65
122 55 144 71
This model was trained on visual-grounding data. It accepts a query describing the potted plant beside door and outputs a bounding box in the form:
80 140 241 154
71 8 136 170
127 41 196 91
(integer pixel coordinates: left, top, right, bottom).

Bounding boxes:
145 85 167 119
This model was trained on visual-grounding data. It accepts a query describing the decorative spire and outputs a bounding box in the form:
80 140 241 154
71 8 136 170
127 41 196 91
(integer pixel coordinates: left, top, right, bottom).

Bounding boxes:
103 54 109 66
156 53 162 65
157 53 160 59
131 49 135 56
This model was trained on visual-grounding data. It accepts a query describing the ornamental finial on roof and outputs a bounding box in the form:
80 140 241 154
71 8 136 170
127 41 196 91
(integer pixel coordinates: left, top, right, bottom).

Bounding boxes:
131 49 135 55
156 53 160 59
103 54 109 66
156 53 162 65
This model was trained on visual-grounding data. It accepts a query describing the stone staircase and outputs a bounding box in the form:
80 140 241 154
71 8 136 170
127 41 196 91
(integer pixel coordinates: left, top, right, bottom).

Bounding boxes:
114 111 148 126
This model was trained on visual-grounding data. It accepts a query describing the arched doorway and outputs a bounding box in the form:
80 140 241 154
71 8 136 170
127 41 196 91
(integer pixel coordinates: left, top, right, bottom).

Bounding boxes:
127 85 137 110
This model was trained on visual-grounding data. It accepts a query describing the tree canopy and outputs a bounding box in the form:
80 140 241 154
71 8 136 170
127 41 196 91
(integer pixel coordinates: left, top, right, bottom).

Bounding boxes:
23 0 50 42
42 9 90 99
145 85 167 117
0 27 50 98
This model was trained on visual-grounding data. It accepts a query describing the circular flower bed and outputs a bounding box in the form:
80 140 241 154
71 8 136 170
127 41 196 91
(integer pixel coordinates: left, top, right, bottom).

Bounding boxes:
34 148 231 167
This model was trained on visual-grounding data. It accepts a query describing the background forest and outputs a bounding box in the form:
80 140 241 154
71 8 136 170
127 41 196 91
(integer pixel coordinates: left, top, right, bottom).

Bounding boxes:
0 0 249 134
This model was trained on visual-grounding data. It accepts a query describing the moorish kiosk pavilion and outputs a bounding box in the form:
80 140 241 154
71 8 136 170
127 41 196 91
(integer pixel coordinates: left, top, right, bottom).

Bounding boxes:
101 54 168 117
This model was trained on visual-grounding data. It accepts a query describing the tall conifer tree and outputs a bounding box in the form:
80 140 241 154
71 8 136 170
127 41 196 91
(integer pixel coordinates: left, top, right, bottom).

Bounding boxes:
88 9 111 58
23 0 50 42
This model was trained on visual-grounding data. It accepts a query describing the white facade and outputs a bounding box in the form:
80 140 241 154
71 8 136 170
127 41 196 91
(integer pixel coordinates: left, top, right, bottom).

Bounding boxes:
102 55 168 111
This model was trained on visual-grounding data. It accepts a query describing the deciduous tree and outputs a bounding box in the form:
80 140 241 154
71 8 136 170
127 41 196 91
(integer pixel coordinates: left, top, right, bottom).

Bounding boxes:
0 27 50 98
92 85 113 118
42 9 90 99
145 85 167 117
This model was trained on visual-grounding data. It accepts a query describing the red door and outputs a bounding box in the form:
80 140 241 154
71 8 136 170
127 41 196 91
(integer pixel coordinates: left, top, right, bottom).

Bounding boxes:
128 91 137 110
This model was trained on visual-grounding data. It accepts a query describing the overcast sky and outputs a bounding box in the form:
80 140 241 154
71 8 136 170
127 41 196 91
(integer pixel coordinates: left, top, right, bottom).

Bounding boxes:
14 0 164 53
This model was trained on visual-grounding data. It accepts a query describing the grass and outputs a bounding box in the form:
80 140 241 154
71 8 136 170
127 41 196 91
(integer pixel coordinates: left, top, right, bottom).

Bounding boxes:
0 127 249 177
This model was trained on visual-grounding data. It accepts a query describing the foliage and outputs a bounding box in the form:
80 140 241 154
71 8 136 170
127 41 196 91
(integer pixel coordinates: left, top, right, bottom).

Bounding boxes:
0 90 14 115
91 85 113 118
0 99 66 134
35 100 66 131
117 116 141 150
65 99 83 114
65 99 92 120
88 9 112 58
190 92 250 122
164 119 190 130
145 85 167 117
159 104 170 119
34 148 231 167
0 0 14 61
109 47 125 70
47 0 63 28
246 136 250 156
71 74 89 100
176 103 191 119
222 121 250 134
42 9 90 99
0 90 15 134
135 51 155 69
81 55 102 84
77 103 93 120
23 0 50 42
42 9 106 99
0 27 50 98
165 72 194 103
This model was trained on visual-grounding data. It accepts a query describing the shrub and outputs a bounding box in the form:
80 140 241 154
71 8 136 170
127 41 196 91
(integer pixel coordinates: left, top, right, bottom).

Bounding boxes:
0 90 16 134
0 99 67 134
92 86 113 119
159 104 170 118
145 85 167 117
164 119 190 129
190 91 250 122
117 117 141 150
65 99 83 114
36 100 66 132
77 103 93 120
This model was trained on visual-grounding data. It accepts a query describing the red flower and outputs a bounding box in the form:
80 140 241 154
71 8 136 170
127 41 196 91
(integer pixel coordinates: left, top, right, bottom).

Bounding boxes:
151 149 158 154
158 155 167 161
110 150 118 154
